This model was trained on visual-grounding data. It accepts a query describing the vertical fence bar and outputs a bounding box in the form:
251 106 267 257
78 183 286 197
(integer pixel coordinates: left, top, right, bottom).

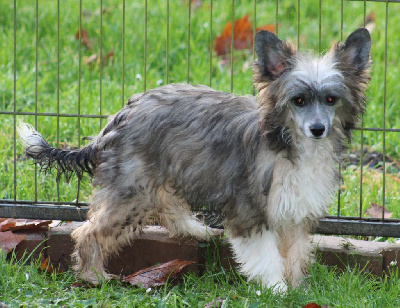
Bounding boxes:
230 0 234 92
209 0 213 87
13 0 17 203
252 0 256 96
57 0 61 204
144 0 147 92
35 0 39 203
338 0 344 218
359 0 367 219
187 0 191 84
382 0 388 220
166 0 170 84
318 0 322 52
297 0 301 48
275 0 279 35
76 0 83 204
99 0 103 129
122 0 125 107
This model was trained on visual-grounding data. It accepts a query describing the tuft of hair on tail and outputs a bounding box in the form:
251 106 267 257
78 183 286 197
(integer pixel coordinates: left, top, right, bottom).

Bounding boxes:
17 120 97 182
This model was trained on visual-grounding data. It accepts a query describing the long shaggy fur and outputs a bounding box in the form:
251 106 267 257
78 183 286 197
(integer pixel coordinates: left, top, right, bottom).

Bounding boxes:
18 29 371 290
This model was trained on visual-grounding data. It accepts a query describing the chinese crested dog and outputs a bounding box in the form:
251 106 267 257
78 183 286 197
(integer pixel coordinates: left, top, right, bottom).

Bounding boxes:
18 29 371 290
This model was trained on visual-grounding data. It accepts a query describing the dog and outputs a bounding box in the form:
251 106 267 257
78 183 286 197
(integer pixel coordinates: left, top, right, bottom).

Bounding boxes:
18 28 371 290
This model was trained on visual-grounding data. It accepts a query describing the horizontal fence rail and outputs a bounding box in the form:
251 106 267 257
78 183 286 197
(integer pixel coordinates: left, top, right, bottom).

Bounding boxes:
1 0 399 238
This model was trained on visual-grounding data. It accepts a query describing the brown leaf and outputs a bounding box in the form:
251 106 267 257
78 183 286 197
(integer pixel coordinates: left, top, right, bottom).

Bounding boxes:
39 256 54 274
0 231 26 254
303 304 321 308
214 14 275 56
0 218 52 232
121 259 195 288
84 54 98 66
365 203 392 219
75 28 91 48
204 297 225 308
0 218 16 231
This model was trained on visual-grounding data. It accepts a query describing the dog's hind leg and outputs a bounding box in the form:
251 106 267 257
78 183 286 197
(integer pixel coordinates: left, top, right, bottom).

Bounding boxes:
227 226 287 291
71 189 155 284
156 185 223 241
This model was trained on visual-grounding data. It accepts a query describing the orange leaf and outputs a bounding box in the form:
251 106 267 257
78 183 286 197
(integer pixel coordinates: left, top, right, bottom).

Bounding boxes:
40 256 54 274
121 259 195 287
0 231 26 254
214 14 275 56
0 218 17 231
365 203 393 219
75 28 91 48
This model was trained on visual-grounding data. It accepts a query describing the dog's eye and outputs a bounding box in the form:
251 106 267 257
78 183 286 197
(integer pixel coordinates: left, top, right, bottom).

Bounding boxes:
293 97 305 107
326 96 337 106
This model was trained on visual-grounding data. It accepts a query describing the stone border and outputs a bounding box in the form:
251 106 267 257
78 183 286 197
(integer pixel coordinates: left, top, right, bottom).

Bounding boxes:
8 222 400 278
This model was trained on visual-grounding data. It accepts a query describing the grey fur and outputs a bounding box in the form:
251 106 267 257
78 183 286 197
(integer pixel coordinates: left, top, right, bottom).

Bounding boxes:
18 29 371 288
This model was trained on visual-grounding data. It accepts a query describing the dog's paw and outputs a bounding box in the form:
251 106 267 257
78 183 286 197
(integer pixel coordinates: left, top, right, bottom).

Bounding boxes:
78 271 118 285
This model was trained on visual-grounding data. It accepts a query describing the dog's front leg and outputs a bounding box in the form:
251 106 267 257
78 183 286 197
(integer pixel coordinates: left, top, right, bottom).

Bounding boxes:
227 227 287 292
280 226 312 288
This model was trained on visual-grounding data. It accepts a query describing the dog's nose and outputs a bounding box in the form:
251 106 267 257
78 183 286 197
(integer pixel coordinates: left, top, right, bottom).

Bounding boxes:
310 124 325 137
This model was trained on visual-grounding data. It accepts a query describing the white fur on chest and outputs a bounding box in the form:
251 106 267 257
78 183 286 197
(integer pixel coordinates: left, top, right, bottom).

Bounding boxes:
267 141 338 228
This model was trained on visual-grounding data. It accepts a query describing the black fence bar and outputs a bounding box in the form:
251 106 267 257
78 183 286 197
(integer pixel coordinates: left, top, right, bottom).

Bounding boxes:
1 203 400 238
0 204 88 221
316 218 400 237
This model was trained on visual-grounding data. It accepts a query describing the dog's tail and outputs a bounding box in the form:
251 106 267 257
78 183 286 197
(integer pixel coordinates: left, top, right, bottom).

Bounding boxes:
17 121 97 181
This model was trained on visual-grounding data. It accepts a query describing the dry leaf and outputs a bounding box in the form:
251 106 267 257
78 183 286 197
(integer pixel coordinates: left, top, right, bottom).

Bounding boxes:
40 256 53 274
214 14 275 56
204 297 226 308
0 218 52 232
84 54 98 66
75 28 91 48
121 259 195 288
364 12 376 34
0 231 26 254
365 203 392 219
0 218 16 232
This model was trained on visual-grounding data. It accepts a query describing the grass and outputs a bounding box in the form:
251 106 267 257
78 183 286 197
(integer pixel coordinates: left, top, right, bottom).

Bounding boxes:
0 0 399 215
1 249 399 307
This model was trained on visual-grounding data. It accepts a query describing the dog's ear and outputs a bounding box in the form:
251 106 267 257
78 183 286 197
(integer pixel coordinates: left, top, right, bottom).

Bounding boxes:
254 30 295 81
336 28 371 71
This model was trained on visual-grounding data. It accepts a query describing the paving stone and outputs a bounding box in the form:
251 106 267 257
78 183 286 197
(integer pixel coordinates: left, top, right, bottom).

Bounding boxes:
312 235 390 276
382 244 400 277
107 226 202 276
12 231 47 263
47 222 83 271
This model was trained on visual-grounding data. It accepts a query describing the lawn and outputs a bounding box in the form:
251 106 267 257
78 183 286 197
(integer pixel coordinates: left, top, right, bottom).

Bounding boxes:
1 250 399 307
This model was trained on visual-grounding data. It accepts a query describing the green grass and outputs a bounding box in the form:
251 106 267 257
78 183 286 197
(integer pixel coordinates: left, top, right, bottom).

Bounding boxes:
1 250 399 307
0 2 399 209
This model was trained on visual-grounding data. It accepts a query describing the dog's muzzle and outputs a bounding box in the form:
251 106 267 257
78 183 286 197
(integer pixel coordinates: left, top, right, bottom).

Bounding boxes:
310 124 325 138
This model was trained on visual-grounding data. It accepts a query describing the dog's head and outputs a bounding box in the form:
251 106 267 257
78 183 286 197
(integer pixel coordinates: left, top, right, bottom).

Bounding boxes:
254 29 371 148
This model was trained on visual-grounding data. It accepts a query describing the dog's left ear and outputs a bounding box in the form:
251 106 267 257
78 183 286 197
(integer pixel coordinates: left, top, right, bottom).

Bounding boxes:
336 28 371 71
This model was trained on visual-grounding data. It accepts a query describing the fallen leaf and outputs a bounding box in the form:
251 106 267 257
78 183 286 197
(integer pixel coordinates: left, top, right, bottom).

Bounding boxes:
0 218 52 232
75 28 91 48
121 259 195 288
84 54 98 66
0 218 16 231
0 231 26 254
365 203 392 219
204 297 225 308
364 12 375 34
303 304 321 308
40 256 53 274
106 50 115 61
214 14 275 56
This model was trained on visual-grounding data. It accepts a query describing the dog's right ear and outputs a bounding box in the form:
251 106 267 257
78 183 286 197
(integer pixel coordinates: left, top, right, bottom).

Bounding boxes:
254 30 295 82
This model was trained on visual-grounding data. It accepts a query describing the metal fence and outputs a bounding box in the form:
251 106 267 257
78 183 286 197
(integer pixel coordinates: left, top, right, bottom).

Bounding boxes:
0 0 399 237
